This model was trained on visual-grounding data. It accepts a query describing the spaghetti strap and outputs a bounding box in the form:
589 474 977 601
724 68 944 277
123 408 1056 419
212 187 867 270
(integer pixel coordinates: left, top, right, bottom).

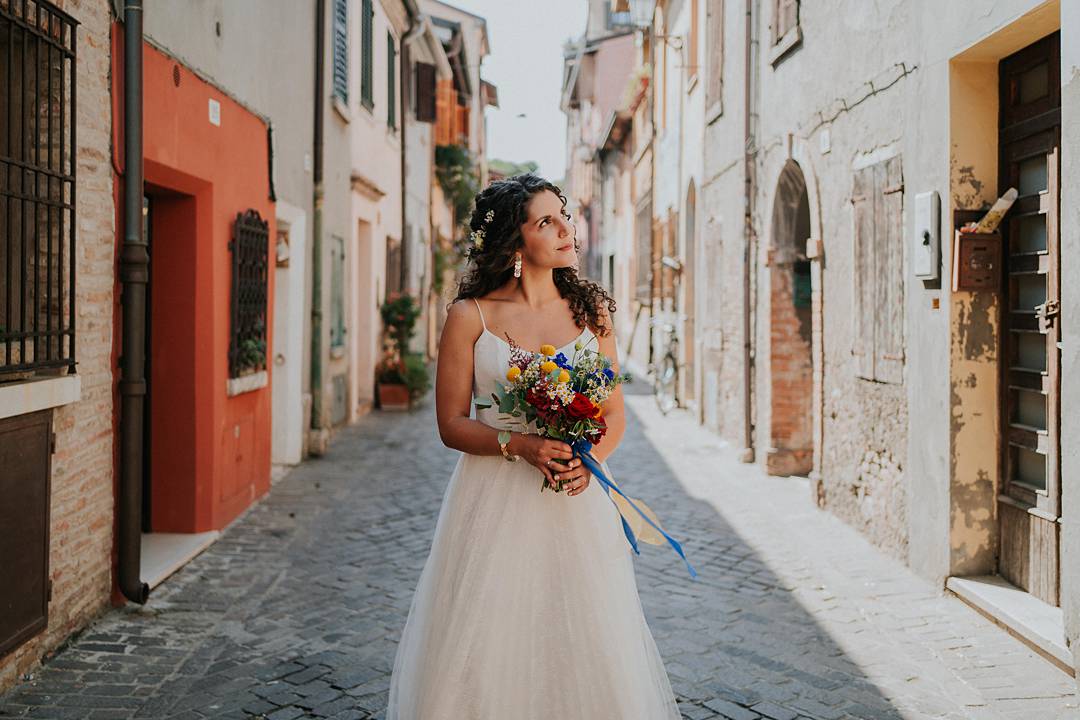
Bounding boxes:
472 297 488 332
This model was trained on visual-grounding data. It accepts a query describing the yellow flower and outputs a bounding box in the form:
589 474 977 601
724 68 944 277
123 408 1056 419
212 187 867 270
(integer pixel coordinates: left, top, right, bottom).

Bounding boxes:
557 369 570 384
540 360 557 374
539 343 557 356
506 366 522 381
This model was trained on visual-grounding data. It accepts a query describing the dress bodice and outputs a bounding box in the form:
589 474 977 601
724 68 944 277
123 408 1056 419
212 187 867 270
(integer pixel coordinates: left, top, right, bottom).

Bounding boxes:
470 300 594 432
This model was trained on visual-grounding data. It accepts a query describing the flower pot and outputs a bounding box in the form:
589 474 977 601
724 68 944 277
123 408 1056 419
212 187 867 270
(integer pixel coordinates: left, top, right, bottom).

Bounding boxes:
377 382 411 411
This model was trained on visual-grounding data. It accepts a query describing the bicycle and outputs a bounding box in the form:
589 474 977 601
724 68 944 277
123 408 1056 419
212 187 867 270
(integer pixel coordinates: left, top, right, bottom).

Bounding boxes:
649 313 685 416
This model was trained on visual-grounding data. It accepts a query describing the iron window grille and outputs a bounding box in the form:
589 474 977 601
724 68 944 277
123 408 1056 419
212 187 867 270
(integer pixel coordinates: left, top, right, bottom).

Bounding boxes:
229 209 269 378
0 0 78 379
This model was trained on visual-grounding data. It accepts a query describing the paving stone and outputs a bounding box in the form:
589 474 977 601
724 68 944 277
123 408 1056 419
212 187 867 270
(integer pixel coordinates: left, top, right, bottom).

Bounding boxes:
0 389 1075 719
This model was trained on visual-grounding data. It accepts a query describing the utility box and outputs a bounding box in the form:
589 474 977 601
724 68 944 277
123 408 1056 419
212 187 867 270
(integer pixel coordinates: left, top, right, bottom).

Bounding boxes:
913 191 940 281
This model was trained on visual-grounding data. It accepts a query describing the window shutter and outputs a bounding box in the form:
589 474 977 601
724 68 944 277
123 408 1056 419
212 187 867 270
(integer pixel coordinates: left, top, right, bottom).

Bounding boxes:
361 0 374 109
876 155 905 384
388 33 397 128
330 236 345 348
774 0 797 43
851 165 876 380
415 63 437 123
706 0 724 111
332 0 348 103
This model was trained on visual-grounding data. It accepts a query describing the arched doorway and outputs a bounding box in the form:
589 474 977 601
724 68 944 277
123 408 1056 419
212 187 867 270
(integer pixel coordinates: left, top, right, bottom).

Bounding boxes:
767 160 814 476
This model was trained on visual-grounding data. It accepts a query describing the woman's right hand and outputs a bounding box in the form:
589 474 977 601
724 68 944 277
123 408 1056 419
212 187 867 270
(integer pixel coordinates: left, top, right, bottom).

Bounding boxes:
509 433 574 488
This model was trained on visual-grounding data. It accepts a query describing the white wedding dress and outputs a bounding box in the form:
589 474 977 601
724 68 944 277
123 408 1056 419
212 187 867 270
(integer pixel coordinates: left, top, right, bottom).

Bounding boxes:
384 298 682 720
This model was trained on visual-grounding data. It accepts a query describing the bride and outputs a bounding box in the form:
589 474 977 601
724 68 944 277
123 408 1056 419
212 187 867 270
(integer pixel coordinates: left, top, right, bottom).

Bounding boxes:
385 174 681 719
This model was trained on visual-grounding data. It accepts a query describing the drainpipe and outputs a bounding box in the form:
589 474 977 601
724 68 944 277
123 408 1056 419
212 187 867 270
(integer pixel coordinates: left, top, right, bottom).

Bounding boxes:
310 0 326 444
739 0 756 463
647 14 657 372
401 1 424 353
118 0 150 604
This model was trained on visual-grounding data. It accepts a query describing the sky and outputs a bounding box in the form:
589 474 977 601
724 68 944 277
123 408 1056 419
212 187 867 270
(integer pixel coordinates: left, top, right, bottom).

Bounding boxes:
444 0 588 183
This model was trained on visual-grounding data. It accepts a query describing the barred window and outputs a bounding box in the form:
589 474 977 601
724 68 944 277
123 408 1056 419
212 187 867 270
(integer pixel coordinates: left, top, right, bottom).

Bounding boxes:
229 210 269 378
0 1 77 379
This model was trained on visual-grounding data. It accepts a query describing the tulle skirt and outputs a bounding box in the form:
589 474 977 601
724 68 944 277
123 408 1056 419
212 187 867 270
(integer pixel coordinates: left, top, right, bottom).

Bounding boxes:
385 450 681 720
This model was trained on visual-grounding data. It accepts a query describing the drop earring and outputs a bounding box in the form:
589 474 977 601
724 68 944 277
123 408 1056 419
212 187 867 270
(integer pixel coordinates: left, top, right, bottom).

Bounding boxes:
513 252 522 278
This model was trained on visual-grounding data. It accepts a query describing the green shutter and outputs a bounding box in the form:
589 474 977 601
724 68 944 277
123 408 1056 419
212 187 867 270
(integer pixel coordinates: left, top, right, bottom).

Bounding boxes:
330 236 345 348
332 0 348 103
388 32 396 128
360 0 374 110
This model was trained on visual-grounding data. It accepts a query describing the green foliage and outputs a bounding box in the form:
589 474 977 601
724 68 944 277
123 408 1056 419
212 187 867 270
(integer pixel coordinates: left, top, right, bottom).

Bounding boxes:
488 158 539 177
434 143 479 236
402 352 431 401
235 318 267 375
379 292 421 356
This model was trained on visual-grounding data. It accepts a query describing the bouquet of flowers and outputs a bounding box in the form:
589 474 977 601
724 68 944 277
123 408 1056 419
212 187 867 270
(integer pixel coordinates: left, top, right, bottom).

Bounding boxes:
474 334 630 492
474 332 698 578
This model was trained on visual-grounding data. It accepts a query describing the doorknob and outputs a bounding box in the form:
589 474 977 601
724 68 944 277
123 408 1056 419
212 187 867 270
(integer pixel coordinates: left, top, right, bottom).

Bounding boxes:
275 353 285 366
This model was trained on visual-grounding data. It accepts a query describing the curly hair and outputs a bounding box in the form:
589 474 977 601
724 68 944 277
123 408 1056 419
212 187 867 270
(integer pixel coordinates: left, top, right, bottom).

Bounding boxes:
449 173 616 338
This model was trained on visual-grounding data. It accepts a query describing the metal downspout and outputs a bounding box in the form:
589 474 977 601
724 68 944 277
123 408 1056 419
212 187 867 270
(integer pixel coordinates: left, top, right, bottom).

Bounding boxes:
740 0 756 463
118 0 149 604
310 0 326 444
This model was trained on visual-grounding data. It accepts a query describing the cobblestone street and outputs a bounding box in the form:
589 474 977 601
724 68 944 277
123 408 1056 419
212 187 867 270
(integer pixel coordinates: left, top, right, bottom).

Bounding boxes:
1 382 1077 720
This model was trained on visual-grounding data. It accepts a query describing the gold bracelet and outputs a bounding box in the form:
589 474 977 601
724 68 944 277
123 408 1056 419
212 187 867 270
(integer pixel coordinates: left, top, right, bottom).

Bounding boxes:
497 430 519 462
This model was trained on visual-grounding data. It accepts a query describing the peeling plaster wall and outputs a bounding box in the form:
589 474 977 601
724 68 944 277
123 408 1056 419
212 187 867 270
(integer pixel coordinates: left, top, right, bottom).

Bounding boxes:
701 0 1073 586
946 58 1000 578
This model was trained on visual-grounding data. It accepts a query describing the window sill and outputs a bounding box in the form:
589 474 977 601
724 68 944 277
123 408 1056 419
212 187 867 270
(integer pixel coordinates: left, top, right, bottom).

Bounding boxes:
227 370 268 397
0 374 81 421
769 25 802 67
332 96 352 124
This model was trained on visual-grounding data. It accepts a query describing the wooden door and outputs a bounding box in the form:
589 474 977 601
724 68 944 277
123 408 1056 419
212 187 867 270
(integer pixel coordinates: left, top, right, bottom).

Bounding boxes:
0 409 53 656
997 31 1061 605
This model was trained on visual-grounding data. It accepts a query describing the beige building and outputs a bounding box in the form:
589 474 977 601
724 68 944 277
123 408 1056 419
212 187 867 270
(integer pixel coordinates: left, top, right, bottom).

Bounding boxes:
610 0 1079 679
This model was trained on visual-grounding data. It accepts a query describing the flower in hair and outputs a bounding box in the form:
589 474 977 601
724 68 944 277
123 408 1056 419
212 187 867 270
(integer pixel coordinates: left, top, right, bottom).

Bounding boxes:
471 209 496 250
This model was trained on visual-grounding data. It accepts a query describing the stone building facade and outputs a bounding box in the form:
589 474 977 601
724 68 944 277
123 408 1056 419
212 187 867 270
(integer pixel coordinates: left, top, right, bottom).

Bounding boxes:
0 0 117 691
607 0 1079 679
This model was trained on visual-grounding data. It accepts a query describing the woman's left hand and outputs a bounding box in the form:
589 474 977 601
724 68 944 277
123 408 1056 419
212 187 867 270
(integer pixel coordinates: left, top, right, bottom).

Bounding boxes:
549 456 592 496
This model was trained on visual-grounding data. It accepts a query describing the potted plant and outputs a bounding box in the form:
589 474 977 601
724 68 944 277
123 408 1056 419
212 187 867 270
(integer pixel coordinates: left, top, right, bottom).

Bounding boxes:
375 349 411 410
376 293 427 410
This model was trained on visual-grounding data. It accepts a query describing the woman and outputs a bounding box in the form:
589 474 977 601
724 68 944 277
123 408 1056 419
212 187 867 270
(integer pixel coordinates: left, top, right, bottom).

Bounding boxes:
385 174 680 719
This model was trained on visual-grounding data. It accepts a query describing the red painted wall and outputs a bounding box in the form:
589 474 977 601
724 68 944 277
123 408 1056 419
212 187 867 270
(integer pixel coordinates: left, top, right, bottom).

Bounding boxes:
112 32 275 535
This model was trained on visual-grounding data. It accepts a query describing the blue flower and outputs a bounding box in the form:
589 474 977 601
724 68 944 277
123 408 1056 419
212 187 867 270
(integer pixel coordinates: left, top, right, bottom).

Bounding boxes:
554 352 573 371
602 368 614 380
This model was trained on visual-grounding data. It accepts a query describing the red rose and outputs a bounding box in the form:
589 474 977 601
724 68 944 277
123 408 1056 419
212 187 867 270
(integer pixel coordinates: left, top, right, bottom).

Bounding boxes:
566 392 598 420
526 386 554 412
587 415 608 442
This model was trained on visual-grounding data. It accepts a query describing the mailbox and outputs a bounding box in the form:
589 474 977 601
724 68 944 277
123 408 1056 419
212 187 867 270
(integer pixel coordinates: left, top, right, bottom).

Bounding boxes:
951 231 1001 292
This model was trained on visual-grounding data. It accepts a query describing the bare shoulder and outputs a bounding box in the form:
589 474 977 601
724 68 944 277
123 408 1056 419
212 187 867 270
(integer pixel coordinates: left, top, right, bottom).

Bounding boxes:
442 298 483 342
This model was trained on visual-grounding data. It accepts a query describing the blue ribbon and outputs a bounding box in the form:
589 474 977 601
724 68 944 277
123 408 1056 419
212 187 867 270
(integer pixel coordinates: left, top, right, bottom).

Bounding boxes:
571 438 697 579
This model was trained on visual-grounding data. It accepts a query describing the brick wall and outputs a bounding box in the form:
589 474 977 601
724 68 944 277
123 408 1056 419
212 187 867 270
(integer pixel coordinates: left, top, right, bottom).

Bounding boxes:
767 263 814 476
0 0 117 692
